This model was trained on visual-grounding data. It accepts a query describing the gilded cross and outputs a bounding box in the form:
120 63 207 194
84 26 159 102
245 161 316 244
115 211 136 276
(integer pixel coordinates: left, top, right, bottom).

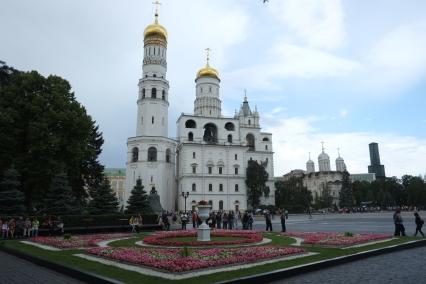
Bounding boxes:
321 141 324 152
205 47 211 66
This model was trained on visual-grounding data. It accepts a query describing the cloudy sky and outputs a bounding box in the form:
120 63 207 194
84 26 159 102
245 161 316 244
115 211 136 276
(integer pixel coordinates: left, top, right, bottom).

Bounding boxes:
1 0 426 178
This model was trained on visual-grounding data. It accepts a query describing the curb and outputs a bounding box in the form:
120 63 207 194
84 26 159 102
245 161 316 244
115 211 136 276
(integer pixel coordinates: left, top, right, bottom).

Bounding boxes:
216 238 426 284
0 245 123 284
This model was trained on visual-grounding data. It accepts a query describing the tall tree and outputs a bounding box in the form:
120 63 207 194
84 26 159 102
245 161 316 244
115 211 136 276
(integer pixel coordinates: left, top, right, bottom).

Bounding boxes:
275 177 312 213
88 179 119 215
0 168 26 214
42 172 81 215
314 185 333 209
245 160 269 209
339 171 354 208
126 178 150 214
0 62 104 210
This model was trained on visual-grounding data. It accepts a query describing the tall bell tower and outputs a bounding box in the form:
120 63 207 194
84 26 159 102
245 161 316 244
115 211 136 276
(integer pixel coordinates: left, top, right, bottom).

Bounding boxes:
125 1 177 211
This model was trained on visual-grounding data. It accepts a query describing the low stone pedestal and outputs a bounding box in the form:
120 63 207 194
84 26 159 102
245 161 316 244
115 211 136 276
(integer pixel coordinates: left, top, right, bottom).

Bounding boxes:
197 223 211 241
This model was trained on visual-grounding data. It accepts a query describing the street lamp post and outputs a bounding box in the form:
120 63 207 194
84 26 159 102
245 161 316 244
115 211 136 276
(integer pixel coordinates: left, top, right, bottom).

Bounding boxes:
181 191 189 213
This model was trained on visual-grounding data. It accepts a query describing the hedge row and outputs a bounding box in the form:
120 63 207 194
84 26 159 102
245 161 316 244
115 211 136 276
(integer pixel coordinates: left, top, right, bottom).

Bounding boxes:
0 214 159 228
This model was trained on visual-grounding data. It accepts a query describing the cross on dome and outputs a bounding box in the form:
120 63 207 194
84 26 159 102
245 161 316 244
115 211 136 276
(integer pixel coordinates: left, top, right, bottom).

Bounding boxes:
205 48 211 66
153 0 161 23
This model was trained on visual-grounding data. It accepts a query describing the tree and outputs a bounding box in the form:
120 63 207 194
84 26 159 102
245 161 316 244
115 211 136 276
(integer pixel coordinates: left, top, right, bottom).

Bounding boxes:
0 168 26 214
339 171 353 208
87 179 119 215
275 177 312 213
0 63 104 211
314 185 333 209
126 178 150 214
42 172 81 215
245 160 269 209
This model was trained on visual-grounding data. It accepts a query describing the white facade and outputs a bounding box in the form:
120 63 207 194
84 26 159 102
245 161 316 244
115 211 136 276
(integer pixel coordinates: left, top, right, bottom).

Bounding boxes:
125 12 177 211
125 8 276 212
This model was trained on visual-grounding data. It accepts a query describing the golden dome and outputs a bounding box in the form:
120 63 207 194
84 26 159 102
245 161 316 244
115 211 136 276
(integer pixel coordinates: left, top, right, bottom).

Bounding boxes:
144 21 167 40
196 65 220 81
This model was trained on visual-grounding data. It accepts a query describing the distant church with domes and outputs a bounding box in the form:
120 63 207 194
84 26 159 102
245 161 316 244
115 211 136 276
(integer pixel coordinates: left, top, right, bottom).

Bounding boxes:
125 3 275 212
282 143 348 206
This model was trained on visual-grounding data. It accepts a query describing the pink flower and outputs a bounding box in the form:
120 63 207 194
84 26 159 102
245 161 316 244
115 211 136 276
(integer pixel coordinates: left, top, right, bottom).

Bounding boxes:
86 246 306 272
30 233 132 249
282 232 391 247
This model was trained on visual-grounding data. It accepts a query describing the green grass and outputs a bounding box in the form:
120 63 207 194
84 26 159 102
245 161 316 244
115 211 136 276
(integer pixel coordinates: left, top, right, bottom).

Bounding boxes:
0 233 422 284
165 236 245 242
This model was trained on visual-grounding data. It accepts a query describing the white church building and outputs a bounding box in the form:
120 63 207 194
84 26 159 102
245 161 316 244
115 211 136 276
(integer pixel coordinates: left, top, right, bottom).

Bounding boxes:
125 5 275 212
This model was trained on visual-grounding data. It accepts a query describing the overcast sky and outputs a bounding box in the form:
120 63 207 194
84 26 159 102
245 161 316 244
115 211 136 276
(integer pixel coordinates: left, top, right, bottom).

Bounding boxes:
1 0 426 178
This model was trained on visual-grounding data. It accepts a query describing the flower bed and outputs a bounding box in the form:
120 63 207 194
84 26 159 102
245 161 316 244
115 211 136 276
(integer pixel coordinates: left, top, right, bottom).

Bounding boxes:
86 246 306 272
143 229 263 246
283 232 391 247
30 233 132 249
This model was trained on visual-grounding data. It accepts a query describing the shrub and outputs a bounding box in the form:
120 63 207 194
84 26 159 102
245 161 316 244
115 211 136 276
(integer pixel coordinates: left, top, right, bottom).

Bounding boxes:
180 246 191 257
344 232 354 237
63 233 71 240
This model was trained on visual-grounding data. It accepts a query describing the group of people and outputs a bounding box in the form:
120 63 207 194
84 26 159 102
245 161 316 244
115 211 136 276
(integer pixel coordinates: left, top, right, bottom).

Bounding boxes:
129 214 143 233
186 210 255 230
393 209 424 237
1 217 39 239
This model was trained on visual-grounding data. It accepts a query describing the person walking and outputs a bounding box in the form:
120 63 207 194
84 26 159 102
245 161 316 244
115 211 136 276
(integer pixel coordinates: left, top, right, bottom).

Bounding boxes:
265 211 273 232
216 211 222 229
248 213 254 230
180 212 188 230
222 212 228 229
280 210 287 232
31 218 39 237
413 212 425 237
393 209 406 236
8 218 16 239
24 218 32 238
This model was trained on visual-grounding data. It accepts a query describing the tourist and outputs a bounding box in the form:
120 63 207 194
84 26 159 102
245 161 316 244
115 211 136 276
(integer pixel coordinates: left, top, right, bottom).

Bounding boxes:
162 212 170 231
56 218 64 235
180 212 188 230
192 211 197 228
234 211 240 229
280 210 287 232
223 212 228 229
228 211 234 230
1 219 8 239
393 209 405 236
248 213 254 230
413 212 425 237
265 211 273 232
16 217 24 239
216 211 222 229
242 212 249 230
129 216 136 233
31 217 39 237
8 218 16 239
24 218 32 238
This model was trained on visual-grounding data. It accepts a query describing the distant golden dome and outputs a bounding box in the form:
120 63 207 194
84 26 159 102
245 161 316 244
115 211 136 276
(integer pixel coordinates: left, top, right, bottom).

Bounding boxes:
144 21 167 40
196 65 220 81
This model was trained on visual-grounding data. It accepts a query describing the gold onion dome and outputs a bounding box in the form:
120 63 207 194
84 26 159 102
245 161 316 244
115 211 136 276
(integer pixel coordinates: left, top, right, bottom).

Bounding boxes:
144 15 167 40
196 65 220 81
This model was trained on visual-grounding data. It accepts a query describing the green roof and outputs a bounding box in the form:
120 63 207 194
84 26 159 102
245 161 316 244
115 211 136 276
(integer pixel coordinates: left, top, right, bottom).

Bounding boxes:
104 168 126 177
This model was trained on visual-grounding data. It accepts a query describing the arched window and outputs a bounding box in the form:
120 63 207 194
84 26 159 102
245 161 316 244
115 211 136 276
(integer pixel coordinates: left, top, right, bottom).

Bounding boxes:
147 147 157 162
208 200 213 206
188 132 194 141
131 147 138 162
265 145 268 150
248 119 251 125
152 116 154 124
219 200 223 210
227 134 232 143
142 88 145 98
162 90 165 100
151 88 157 98
165 148 171 163
185 119 196 128
153 74 156 77
192 183 196 192
209 184 212 191
246 133 255 151
235 184 239 192
225 122 235 131
219 184 223 192
203 123 218 144
262 137 269 141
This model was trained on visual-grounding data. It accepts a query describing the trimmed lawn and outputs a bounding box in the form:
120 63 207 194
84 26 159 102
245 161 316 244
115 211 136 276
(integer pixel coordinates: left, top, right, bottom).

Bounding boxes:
0 233 420 284
165 236 246 242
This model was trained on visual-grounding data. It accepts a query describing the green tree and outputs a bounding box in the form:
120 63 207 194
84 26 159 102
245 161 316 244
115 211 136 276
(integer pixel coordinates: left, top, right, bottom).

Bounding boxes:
402 175 426 208
0 63 104 211
339 171 353 208
42 172 81 215
275 177 312 213
314 185 333 209
87 179 119 215
352 181 371 206
0 168 26 214
125 178 150 214
245 160 269 209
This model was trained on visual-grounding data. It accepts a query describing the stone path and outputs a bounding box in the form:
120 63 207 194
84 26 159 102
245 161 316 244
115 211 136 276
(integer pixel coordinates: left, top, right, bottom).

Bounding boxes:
0 250 86 284
270 245 426 284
